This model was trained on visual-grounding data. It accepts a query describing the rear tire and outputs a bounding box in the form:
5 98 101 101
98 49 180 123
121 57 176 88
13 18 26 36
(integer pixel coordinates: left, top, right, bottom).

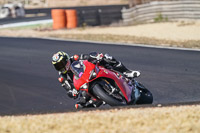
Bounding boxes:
136 89 153 104
92 84 126 106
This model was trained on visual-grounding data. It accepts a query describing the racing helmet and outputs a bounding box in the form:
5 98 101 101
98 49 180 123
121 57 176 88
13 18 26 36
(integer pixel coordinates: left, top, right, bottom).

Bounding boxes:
52 51 71 74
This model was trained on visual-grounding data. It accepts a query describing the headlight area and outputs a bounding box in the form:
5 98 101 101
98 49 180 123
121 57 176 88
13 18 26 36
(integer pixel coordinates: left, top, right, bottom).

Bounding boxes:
80 83 88 89
80 83 88 92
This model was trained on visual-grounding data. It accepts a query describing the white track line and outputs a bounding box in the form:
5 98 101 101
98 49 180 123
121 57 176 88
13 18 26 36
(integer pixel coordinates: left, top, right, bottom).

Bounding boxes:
41 36 200 52
0 19 53 29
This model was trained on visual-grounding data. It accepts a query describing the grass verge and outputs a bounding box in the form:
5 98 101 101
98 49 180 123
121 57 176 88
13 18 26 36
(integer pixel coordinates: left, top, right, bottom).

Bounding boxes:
0 105 200 133
7 23 53 30
49 33 200 49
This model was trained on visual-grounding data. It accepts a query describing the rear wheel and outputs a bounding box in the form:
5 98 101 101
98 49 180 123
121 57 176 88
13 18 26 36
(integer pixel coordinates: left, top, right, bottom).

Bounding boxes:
136 88 153 104
92 84 126 106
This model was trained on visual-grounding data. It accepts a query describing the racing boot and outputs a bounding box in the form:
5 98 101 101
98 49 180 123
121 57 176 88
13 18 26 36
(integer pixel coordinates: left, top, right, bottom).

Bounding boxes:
85 98 103 108
75 103 84 109
75 99 97 109
124 70 141 78
75 97 88 109
75 91 90 109
92 100 103 108
111 59 141 78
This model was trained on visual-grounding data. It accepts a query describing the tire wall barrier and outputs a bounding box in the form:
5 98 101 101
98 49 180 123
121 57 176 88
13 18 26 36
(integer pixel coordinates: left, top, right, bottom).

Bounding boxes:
51 9 66 30
122 0 200 24
0 5 128 26
65 10 77 29
51 9 77 30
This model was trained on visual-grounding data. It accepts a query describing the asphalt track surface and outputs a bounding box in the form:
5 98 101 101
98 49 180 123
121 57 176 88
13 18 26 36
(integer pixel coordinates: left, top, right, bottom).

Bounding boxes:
0 37 200 116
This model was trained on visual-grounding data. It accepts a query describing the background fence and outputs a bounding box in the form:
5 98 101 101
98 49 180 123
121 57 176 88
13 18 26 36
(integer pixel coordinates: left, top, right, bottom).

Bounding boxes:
0 5 128 26
128 0 177 7
122 0 200 24
27 5 128 26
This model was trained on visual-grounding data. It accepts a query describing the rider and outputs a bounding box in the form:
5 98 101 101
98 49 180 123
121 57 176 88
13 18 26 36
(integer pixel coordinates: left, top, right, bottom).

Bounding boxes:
52 51 140 109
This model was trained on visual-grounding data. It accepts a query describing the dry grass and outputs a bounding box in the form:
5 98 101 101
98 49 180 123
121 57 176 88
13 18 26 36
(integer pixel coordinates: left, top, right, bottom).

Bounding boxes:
49 33 200 49
0 105 200 133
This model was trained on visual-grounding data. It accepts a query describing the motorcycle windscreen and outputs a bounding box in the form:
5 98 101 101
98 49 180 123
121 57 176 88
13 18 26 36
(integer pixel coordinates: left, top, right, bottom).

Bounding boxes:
71 61 85 78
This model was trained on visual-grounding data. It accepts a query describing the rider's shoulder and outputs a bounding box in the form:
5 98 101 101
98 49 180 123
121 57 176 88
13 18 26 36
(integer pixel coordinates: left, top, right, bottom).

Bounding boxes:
71 54 79 61
71 54 90 61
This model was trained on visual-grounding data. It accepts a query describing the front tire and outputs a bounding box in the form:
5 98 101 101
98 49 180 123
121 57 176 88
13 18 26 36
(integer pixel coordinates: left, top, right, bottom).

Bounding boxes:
92 84 126 106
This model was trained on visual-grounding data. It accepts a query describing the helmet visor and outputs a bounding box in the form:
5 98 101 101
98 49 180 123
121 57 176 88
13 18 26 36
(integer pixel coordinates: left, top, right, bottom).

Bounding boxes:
54 60 66 71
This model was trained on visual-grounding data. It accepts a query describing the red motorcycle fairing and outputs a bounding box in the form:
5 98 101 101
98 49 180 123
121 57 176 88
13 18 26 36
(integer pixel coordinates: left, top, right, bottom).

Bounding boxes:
73 60 95 91
73 60 133 102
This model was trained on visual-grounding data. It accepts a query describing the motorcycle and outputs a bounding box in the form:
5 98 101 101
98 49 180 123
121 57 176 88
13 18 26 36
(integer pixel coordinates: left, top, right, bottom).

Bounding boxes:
71 60 153 108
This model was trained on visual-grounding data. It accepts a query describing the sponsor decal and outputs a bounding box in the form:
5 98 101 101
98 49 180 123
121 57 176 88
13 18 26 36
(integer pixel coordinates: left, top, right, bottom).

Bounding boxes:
52 54 60 62
104 70 108 74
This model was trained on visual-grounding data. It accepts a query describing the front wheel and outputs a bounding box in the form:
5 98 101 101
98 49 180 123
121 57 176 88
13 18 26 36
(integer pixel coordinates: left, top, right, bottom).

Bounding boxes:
92 84 126 106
